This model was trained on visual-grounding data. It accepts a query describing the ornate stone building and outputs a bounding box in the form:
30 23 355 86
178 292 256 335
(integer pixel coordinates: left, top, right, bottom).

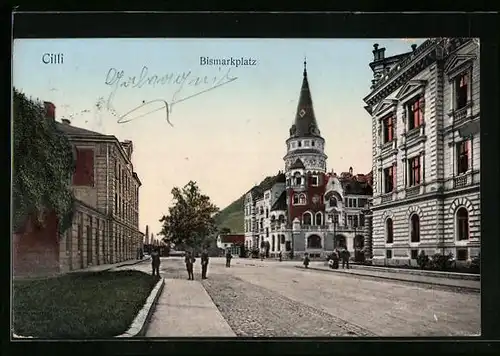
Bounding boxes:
363 38 480 266
55 109 144 272
243 61 373 260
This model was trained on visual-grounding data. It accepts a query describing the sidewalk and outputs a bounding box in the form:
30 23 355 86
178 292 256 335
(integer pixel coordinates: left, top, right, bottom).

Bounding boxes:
299 263 480 291
145 279 236 337
68 257 151 274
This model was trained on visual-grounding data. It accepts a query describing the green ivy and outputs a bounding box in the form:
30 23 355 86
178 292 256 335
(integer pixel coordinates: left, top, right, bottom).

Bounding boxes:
13 88 76 234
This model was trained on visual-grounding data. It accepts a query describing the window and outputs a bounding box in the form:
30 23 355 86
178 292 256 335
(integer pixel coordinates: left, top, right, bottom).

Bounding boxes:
386 218 393 243
386 250 392 259
384 165 395 193
286 179 291 186
408 156 421 186
315 212 323 226
353 216 358 227
457 249 468 261
455 72 469 110
299 194 306 205
266 209 269 218
114 193 118 213
260 207 264 215
411 249 418 260
303 212 312 225
457 207 469 241
329 197 337 207
266 227 269 237
382 115 394 143
291 142 296 148
360 215 365 226
260 218 263 229
311 141 315 146
410 214 420 243
408 96 424 130
298 141 302 147
347 215 353 227
293 194 299 205
457 140 470 174
333 214 339 225
265 193 270 200
296 177 302 185
304 140 310 147
272 236 275 251
73 148 94 186
311 175 319 186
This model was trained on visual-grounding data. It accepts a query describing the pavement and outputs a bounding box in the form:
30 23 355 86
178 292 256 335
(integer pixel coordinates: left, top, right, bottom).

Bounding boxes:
301 262 480 291
145 279 236 337
68 257 151 274
112 257 481 337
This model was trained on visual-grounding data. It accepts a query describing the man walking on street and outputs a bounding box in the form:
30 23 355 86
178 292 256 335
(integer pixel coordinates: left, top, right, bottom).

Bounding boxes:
201 248 209 279
185 251 195 280
151 248 161 276
278 250 282 262
225 249 232 267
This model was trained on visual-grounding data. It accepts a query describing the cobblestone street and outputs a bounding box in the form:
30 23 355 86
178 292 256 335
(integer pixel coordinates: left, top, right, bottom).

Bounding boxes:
114 257 480 337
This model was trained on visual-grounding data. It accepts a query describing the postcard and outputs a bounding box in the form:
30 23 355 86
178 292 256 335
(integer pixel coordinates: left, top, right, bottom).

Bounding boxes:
12 37 481 339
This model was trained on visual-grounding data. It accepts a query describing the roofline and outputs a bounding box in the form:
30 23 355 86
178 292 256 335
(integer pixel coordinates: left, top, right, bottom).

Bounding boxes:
368 51 413 70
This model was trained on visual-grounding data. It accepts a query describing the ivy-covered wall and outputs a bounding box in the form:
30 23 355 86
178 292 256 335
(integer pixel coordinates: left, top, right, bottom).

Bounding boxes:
13 89 76 234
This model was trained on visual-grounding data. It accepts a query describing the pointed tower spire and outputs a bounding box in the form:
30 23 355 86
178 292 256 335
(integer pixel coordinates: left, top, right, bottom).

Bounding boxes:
289 58 321 138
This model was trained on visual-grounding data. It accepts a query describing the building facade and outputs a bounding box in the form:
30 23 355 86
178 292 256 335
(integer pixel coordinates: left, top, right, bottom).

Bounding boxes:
243 62 373 260
217 234 245 255
363 38 480 266
55 109 144 272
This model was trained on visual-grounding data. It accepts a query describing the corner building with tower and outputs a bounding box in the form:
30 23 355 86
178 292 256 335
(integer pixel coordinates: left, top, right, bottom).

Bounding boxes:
243 61 373 260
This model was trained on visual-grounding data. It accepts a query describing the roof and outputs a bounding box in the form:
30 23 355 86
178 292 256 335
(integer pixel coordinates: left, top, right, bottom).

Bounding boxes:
289 158 305 169
271 190 287 211
219 234 245 244
339 175 373 196
251 172 286 199
288 60 321 138
55 121 107 137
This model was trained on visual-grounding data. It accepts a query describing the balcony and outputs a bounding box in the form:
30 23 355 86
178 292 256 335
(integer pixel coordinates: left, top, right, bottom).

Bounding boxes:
380 193 393 204
289 184 307 192
405 185 421 198
379 140 397 159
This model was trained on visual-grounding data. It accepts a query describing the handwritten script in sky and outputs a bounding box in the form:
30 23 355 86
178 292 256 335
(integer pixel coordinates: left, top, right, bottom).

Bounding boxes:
104 66 238 125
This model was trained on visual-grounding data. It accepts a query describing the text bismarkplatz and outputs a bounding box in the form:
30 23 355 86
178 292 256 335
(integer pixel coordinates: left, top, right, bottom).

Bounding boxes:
200 56 257 68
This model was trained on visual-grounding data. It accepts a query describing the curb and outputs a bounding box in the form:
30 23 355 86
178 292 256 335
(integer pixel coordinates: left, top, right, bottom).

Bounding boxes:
115 277 165 337
107 258 152 271
296 266 480 292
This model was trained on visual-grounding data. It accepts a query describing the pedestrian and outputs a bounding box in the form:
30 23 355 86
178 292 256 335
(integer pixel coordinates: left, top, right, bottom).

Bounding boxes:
201 248 209 279
225 249 232 267
303 253 310 269
332 249 339 269
151 248 161 276
278 250 282 262
185 251 195 280
342 248 351 269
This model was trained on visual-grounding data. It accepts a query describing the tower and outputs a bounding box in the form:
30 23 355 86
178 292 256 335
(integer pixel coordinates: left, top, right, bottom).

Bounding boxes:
284 59 328 229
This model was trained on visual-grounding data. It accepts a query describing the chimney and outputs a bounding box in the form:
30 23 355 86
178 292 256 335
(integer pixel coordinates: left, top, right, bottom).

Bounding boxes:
372 43 386 61
44 101 56 120
349 167 353 175
61 118 71 125
411 44 417 52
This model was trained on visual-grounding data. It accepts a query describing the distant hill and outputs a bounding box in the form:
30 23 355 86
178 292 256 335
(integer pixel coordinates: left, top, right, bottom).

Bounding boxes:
214 175 279 234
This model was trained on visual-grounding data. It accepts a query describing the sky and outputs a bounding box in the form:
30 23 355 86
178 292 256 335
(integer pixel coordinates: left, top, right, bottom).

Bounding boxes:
13 38 426 235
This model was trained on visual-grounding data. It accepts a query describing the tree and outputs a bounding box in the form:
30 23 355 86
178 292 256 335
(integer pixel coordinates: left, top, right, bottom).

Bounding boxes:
159 181 219 251
13 89 76 233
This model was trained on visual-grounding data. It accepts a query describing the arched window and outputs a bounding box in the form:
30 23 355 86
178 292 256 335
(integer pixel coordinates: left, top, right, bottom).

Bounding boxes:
272 235 275 251
278 215 285 223
307 235 322 249
299 193 307 205
294 172 302 186
329 197 337 207
303 212 312 225
315 212 323 226
293 194 299 205
386 218 394 243
410 214 420 243
457 207 469 240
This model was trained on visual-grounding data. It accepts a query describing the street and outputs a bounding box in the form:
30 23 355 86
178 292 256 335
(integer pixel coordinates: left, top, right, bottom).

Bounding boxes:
113 257 480 337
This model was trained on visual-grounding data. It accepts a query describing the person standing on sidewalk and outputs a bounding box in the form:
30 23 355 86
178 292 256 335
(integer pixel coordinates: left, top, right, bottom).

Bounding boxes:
185 251 195 280
341 248 351 269
278 250 282 262
225 250 232 267
201 248 209 279
151 248 161 276
303 253 310 269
